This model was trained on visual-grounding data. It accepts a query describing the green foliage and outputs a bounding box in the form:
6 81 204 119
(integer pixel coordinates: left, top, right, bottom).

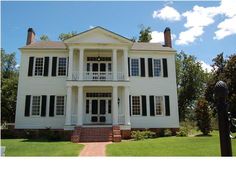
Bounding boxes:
1 49 19 123
176 51 209 121
58 31 78 41
176 127 189 137
176 120 196 137
138 25 152 42
40 34 50 41
131 130 155 140
195 98 213 135
205 53 236 117
164 129 173 137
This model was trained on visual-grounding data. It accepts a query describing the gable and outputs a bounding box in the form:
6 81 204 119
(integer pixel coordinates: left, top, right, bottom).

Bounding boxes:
64 27 132 44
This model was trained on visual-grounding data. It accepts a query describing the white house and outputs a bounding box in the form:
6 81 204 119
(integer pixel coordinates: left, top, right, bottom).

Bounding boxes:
15 26 179 142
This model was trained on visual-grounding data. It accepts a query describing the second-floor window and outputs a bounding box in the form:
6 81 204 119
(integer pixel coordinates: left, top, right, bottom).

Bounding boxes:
131 59 139 76
34 58 44 76
58 58 67 76
153 59 161 77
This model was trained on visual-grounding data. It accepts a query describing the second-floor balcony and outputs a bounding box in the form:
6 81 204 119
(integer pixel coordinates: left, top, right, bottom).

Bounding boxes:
72 71 125 81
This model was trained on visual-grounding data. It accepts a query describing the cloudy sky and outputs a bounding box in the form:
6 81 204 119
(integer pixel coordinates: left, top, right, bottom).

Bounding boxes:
2 0 236 71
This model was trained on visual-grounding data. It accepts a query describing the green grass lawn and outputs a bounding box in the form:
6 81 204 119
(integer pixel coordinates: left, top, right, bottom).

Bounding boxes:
1 139 84 156
106 131 236 156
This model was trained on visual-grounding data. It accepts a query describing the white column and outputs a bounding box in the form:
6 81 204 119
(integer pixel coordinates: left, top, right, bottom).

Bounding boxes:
124 86 131 125
68 48 74 80
77 86 83 126
123 49 128 80
112 49 117 80
79 48 84 80
65 86 72 125
112 86 118 125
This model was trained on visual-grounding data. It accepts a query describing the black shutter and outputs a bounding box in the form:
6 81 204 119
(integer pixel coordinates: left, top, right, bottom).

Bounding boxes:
49 95 55 117
149 96 155 116
162 58 168 77
24 95 31 116
41 95 47 117
165 95 170 116
140 58 145 77
148 58 153 77
51 57 57 76
128 57 130 77
141 95 147 116
28 57 34 76
44 57 49 76
129 95 131 116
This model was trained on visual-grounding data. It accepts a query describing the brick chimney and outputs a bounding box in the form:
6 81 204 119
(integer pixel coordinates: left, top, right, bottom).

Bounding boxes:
26 28 35 45
164 27 172 48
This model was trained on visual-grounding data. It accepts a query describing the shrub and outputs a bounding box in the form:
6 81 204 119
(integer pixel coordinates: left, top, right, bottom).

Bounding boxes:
164 129 172 137
195 98 213 135
131 130 155 141
176 127 189 137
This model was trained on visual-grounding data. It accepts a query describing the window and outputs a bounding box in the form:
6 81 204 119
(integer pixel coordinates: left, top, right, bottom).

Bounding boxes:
86 100 90 114
155 96 163 115
131 59 139 76
108 100 111 113
132 96 141 115
56 96 65 115
32 96 41 116
153 59 161 76
34 58 44 76
58 58 67 76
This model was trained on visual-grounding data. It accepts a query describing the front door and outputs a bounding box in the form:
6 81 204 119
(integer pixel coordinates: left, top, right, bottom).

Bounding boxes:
91 99 107 123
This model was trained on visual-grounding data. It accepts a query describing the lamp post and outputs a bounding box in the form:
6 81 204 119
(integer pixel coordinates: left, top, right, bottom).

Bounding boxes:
214 81 232 156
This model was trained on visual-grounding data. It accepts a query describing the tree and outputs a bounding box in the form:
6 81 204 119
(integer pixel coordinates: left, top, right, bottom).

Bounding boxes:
205 53 236 117
138 25 152 42
176 51 209 121
40 34 50 41
1 49 19 123
58 31 78 41
195 98 212 135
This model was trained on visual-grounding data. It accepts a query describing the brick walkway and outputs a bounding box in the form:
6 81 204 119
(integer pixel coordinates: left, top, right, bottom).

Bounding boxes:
79 142 112 157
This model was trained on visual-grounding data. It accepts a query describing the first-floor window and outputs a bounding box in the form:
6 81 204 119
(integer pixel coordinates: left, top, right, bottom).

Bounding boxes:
132 96 141 115
58 58 67 76
32 96 41 116
34 58 44 76
56 96 65 115
155 96 164 115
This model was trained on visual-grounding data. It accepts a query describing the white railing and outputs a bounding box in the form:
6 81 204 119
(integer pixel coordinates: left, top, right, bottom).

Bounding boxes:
118 114 125 125
71 71 125 81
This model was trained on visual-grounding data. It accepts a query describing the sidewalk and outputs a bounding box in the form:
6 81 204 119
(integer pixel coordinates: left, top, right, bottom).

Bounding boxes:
79 142 112 157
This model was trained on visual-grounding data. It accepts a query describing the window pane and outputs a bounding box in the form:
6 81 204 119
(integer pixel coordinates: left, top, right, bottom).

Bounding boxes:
131 59 139 76
58 58 67 76
155 96 163 115
34 58 44 76
86 100 89 114
32 96 41 116
56 96 65 115
153 59 161 76
132 96 140 115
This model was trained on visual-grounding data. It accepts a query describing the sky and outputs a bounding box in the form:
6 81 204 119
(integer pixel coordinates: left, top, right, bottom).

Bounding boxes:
1 0 236 71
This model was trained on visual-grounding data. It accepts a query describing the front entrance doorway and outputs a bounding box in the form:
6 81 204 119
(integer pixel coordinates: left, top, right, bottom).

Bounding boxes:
84 92 112 125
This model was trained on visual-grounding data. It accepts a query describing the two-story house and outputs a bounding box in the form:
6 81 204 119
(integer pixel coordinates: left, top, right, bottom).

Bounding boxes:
15 26 179 142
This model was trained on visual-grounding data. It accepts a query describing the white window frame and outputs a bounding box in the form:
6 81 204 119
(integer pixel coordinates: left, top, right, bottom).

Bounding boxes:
55 96 66 116
57 57 67 76
33 57 44 76
31 96 41 117
131 96 142 116
154 96 165 116
130 58 140 76
153 59 162 77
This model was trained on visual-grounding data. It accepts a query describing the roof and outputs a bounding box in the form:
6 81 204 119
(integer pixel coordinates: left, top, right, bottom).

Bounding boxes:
20 41 66 49
64 26 133 44
131 42 175 51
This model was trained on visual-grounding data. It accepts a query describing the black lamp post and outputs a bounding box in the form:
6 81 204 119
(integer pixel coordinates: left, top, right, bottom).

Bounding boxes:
214 81 232 156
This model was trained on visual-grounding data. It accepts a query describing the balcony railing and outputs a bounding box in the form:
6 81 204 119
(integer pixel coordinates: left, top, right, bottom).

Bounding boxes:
72 71 125 81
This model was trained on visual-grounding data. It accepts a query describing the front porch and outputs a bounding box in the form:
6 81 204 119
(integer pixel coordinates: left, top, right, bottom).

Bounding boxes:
64 86 131 129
